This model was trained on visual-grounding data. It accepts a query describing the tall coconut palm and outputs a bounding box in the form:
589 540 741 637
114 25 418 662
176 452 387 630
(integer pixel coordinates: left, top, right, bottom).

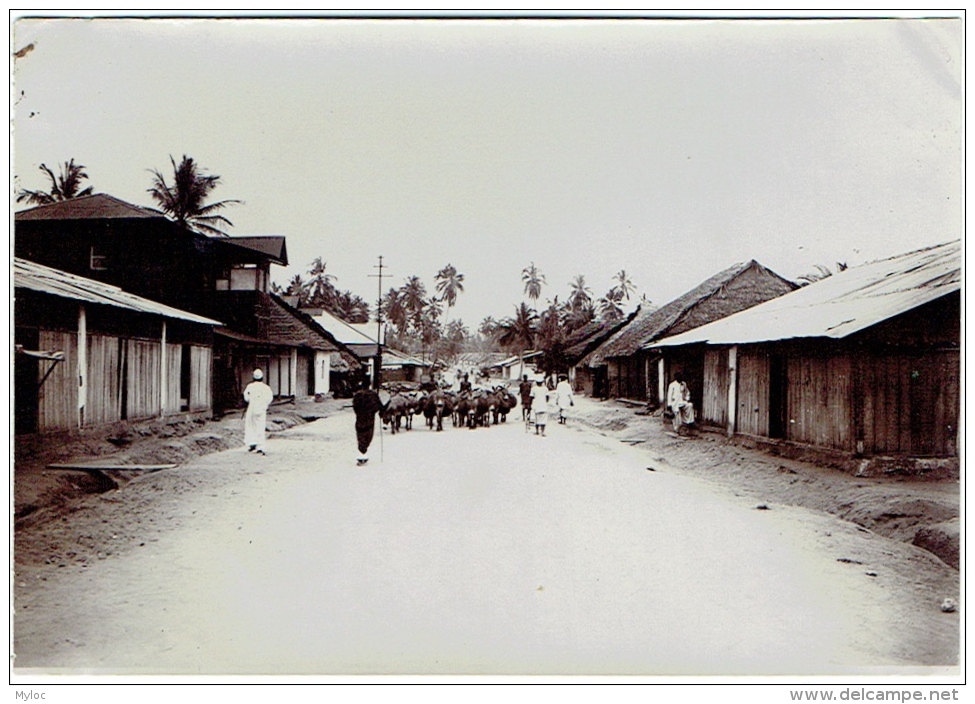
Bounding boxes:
567 274 593 312
16 159 94 205
522 262 546 303
148 154 240 236
598 288 625 322
435 263 465 309
307 257 338 308
400 276 428 333
381 287 408 334
612 270 636 301
498 302 539 378
435 263 465 329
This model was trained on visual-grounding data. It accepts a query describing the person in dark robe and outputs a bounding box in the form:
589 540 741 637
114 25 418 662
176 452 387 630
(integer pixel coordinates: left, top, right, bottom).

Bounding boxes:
352 377 386 466
519 374 533 421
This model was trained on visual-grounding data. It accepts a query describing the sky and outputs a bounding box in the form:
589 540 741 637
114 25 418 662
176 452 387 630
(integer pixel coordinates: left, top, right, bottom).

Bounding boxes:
11 12 963 331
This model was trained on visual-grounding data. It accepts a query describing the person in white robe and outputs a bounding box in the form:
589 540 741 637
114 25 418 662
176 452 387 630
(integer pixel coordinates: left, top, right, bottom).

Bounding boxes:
554 374 574 424
243 368 274 454
666 372 695 434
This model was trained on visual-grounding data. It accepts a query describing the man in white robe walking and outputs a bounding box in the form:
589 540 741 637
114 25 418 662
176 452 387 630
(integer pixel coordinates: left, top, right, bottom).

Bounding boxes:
243 368 273 455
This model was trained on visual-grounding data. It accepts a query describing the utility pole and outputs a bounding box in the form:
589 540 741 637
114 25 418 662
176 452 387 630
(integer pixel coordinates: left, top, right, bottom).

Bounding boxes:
369 255 387 389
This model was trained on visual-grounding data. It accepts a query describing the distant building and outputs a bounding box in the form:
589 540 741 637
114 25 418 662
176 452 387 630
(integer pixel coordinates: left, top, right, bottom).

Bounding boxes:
650 241 960 458
581 260 797 405
563 314 638 396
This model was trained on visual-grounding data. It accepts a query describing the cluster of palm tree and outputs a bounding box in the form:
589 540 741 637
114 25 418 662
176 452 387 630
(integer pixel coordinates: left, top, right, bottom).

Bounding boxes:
273 257 371 323
379 264 471 360
17 154 240 238
487 264 639 377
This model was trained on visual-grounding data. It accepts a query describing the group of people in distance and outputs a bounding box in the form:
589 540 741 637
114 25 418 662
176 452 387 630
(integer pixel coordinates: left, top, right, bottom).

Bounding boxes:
241 363 697 466
518 373 574 437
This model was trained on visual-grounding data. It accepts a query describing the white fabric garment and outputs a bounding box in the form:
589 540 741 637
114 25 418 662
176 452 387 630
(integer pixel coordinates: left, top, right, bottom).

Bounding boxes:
555 380 574 410
530 383 549 415
243 380 274 450
667 379 695 429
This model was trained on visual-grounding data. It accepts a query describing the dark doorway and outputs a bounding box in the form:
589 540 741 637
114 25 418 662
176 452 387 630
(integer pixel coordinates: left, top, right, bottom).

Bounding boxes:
14 328 39 435
769 353 787 439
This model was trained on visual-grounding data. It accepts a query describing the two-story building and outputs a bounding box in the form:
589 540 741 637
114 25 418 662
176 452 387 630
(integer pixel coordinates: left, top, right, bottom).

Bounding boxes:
15 193 359 415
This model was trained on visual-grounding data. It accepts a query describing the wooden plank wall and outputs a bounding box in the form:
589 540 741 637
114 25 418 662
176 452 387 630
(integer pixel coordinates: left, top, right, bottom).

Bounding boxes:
189 345 212 411
85 335 122 426
861 349 958 457
126 339 161 420
37 330 78 431
702 349 729 427
163 343 182 415
786 354 853 451
736 349 769 437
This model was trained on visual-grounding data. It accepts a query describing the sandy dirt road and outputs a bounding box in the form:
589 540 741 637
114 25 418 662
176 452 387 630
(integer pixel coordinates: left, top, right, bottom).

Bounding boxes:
13 405 959 676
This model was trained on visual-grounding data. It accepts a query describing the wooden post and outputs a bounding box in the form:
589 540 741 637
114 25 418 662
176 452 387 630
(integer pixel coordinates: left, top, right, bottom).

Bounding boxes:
77 304 87 428
290 348 298 398
160 320 167 417
727 345 738 437
657 357 665 407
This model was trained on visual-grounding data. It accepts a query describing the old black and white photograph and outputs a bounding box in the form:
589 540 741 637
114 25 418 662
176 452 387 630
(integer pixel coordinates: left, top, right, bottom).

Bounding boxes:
9 10 963 696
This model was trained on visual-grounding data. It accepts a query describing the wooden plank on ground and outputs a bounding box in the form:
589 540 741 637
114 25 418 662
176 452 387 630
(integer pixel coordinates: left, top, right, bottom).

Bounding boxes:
46 463 178 471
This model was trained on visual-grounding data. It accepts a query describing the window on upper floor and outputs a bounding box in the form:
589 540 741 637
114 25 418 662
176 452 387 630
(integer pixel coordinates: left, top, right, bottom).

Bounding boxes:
89 245 108 271
229 263 268 292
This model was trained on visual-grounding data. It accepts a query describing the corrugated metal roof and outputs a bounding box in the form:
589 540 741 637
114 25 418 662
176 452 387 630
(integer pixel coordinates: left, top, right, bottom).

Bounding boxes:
649 241 961 348
15 258 221 326
311 309 379 346
15 193 164 221
383 348 430 367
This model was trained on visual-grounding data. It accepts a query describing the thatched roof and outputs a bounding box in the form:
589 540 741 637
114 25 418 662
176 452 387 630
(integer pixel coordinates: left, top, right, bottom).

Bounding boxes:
582 260 796 367
563 312 638 364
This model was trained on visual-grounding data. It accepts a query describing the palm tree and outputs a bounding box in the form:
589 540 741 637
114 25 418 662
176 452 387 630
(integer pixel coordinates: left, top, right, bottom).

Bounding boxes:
498 302 539 378
333 290 370 323
16 159 94 205
522 262 546 303
435 263 465 309
400 276 428 333
435 263 465 330
307 257 338 308
418 298 443 362
567 274 593 312
565 301 595 330
285 274 309 302
612 270 636 301
381 287 408 335
148 154 240 236
598 288 625 321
